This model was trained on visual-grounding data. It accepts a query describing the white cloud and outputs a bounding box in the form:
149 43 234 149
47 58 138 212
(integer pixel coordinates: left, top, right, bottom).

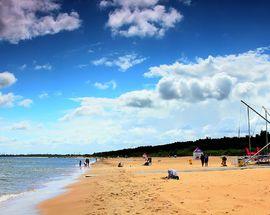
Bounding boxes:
100 0 183 38
0 135 11 143
11 121 31 130
119 90 155 108
34 63 52 70
39 92 49 99
0 92 16 107
179 0 192 6
4 48 270 154
77 64 88 69
100 0 159 8
0 72 17 89
0 72 32 108
157 73 234 101
144 48 270 102
18 99 33 108
54 47 270 151
92 54 146 71
60 97 115 121
94 80 117 90
160 128 196 142
19 64 27 70
0 0 81 44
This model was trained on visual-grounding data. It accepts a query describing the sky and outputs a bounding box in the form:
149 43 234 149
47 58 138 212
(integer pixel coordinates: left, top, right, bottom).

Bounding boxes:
1 0 270 154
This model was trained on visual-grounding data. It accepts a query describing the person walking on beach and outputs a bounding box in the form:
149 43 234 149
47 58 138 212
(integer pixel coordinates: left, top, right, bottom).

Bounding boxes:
204 153 209 167
200 153 205 167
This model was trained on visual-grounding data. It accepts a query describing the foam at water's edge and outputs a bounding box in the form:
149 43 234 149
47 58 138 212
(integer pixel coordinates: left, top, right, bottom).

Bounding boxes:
0 159 96 215
0 193 24 203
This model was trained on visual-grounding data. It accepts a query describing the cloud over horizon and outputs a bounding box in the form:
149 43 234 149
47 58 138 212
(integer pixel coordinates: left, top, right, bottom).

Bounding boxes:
2 47 270 153
49 48 270 153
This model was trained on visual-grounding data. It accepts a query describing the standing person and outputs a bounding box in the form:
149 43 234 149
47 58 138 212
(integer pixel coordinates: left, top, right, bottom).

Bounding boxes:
79 160 82 168
85 158 90 167
200 153 205 167
204 153 209 167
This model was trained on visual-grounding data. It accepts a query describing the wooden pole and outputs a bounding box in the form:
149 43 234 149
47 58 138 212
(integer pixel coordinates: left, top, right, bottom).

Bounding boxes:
265 108 268 152
247 107 251 151
241 100 270 151
241 100 270 124
262 106 269 159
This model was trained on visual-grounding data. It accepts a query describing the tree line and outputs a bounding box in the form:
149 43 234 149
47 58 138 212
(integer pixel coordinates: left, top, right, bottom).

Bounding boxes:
91 131 270 157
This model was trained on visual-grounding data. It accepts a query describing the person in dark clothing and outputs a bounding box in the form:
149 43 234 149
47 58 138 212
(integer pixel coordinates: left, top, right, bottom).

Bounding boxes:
204 153 209 167
85 158 90 167
200 154 205 167
79 160 82 168
221 156 227 166
167 169 179 180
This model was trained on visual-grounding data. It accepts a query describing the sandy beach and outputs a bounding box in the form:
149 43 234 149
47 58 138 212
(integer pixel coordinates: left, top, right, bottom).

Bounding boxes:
39 157 270 215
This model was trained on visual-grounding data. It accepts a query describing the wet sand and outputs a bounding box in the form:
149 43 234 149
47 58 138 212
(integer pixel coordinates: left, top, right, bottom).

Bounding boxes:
39 157 270 214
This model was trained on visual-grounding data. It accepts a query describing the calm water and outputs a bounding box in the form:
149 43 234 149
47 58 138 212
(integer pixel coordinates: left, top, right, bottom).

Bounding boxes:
0 157 92 214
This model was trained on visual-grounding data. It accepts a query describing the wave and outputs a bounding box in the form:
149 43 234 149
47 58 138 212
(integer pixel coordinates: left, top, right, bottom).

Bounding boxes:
0 193 24 203
0 158 96 214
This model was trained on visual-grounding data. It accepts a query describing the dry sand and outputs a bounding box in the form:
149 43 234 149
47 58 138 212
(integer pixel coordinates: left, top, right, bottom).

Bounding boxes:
39 157 270 215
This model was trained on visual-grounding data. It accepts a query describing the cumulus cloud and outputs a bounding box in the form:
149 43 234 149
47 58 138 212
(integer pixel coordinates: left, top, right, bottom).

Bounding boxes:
233 82 257 98
157 73 234 102
94 80 117 90
119 90 155 108
60 97 116 121
92 54 146 71
0 72 17 89
0 92 16 107
144 48 270 102
0 0 81 44
18 99 33 108
100 0 183 38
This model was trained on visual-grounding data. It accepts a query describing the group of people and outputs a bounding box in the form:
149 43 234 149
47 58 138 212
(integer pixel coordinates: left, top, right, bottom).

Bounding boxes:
200 153 209 167
79 158 90 168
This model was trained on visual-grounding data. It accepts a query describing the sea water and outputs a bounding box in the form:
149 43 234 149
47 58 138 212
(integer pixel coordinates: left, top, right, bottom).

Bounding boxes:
0 157 94 215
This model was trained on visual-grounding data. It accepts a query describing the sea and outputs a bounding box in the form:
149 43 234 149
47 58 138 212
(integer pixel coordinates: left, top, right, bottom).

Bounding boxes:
0 157 95 215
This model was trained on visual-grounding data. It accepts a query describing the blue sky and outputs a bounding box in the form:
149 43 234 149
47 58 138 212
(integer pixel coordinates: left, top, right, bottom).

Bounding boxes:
1 0 270 154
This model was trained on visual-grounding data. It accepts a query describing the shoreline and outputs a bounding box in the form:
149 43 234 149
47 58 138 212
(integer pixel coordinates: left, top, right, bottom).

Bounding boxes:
38 156 270 214
0 161 90 215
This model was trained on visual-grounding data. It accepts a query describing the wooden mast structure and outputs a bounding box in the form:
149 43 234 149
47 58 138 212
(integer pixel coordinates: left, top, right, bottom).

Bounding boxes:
241 100 270 164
